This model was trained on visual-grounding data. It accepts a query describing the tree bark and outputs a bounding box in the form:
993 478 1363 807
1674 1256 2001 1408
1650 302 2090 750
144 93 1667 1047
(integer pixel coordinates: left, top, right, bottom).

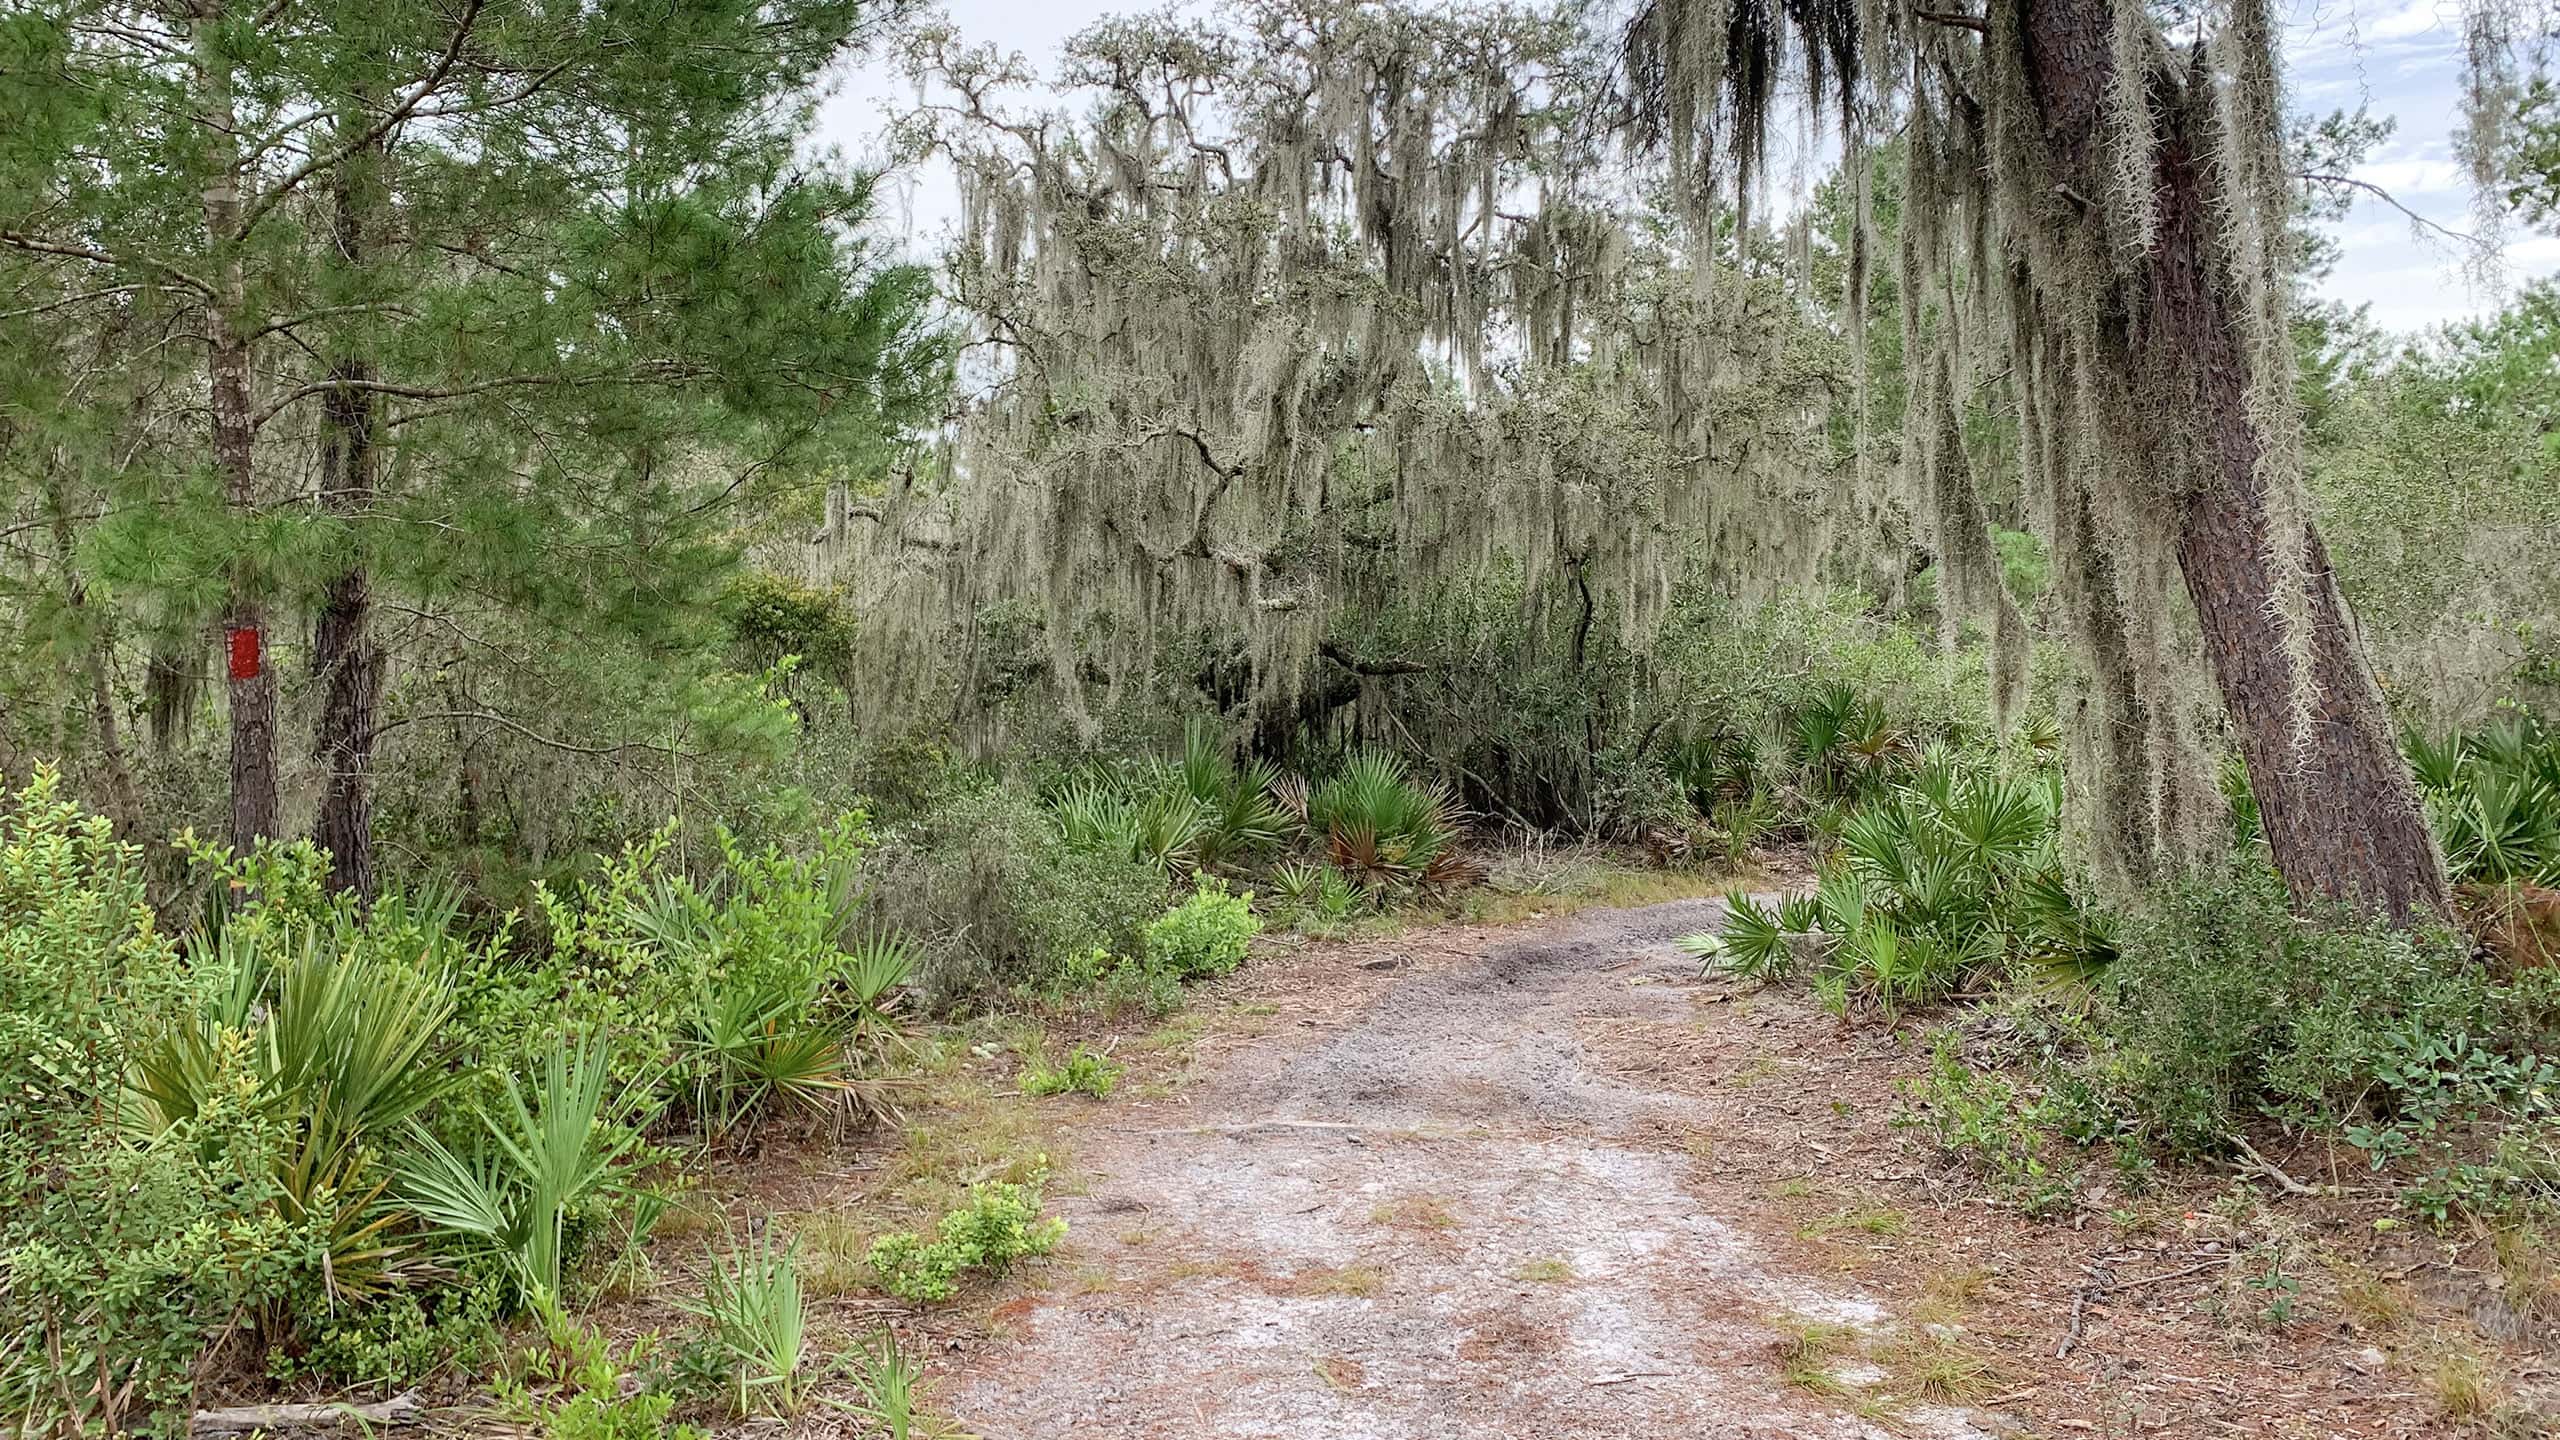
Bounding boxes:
44 463 144 841
311 125 384 902
193 1 280 854
2017 0 2452 921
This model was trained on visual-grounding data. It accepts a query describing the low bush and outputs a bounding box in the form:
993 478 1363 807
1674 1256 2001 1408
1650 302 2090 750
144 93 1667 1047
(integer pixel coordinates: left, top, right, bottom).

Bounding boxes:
2097 864 2551 1171
681 1233 811 1416
2408 713 2560 885
1143 877 1259 980
0 773 371 1429
860 781 1166 1002
1022 1045 1122 1098
865 1166 1068 1303
1688 751 2106 1021
1897 1033 2080 1219
1305 750 1471 895
499 1300 703 1440
1 775 922 1424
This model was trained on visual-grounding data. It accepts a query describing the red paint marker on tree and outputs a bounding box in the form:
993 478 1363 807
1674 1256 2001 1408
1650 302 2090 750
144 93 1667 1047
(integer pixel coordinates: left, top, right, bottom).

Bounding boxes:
227 625 262 680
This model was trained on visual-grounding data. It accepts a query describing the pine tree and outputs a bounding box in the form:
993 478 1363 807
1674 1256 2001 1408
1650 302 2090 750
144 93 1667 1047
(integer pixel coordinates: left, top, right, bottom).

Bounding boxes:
0 0 949 891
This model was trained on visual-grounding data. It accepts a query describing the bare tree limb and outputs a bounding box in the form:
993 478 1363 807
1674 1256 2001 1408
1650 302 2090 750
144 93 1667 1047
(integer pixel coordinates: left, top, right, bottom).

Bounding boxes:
2296 172 2488 252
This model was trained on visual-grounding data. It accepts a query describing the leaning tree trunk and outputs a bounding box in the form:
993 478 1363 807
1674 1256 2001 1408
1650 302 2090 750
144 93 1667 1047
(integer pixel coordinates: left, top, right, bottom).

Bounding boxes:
2018 0 2452 921
311 125 384 902
193 3 279 854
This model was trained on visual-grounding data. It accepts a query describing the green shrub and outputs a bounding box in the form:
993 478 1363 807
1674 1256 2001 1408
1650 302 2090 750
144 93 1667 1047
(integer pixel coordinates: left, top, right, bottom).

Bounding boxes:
501 1299 704 1440
1022 1045 1122 1098
1179 722 1294 867
862 783 1166 1001
1898 1032 2077 1219
2098 864 2520 1156
2406 713 2560 884
681 1232 811 1415
0 772 281 1430
1687 753 2103 1021
865 1166 1067 1303
1143 878 1258 980
399 1043 651 1304
1306 750 1464 893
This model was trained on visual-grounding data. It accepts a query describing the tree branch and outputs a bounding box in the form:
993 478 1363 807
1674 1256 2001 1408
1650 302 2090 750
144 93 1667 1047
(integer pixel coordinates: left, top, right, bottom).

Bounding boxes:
360 707 690 758
2296 172 2488 251
232 0 487 240
258 362 703 428
0 231 213 296
0 284 146 320
1318 639 1430 676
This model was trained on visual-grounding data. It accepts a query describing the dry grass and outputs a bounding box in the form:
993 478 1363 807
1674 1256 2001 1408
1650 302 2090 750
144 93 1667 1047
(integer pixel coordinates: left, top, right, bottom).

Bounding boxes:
1468 851 1742 925
1797 1205 1910 1240
2489 1220 2558 1322
1293 1263 1388 1297
1914 1266 1994 1324
1877 1328 2001 1404
1511 1256 1575 1284
1767 1314 1864 1398
879 1079 1062 1217
1368 1194 1459 1230
2331 1264 2409 1330
2426 1341 2504 1425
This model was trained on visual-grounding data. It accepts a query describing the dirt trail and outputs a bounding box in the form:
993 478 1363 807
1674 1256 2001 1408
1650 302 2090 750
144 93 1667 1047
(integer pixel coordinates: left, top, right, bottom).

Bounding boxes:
938 901 2001 1439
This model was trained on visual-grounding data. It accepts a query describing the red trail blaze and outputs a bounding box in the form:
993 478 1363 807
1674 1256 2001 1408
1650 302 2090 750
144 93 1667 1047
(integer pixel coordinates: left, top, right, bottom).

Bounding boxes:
227 625 262 681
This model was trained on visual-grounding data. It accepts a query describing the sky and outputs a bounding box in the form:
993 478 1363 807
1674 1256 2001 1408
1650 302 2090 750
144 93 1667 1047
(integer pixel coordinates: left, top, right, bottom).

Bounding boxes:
814 0 2559 334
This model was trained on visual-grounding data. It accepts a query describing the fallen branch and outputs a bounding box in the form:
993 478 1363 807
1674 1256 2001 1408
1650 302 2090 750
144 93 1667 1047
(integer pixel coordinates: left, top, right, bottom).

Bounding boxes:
2111 1254 2234 1291
1583 1370 1674 1386
2229 1134 2318 1197
2054 1257 2116 1359
193 1393 423 1434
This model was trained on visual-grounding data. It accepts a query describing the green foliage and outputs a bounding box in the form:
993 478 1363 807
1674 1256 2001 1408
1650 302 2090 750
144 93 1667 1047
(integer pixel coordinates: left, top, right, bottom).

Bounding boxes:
1142 878 1260 981
2407 713 2560 884
1022 1045 1123 1098
0 0 954 890
1687 755 2102 1021
2096 864 2531 1160
1272 860 1325 907
849 1330 925 1440
1307 750 1465 894
287 1277 504 1390
0 777 269 1429
863 782 1167 1001
1179 722 1294 868
128 921 458 1322
2313 283 2560 721
1898 1033 2077 1219
501 1298 704 1440
681 1233 812 1416
865 1166 1068 1304
1991 528 2051 605
398 1043 650 1305
1054 777 1210 872
726 574 860 699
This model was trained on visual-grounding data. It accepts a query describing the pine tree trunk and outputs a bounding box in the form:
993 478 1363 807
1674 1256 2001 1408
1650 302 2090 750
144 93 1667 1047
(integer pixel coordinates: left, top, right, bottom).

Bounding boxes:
312 364 379 899
193 3 279 854
312 134 383 902
2020 0 2452 920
